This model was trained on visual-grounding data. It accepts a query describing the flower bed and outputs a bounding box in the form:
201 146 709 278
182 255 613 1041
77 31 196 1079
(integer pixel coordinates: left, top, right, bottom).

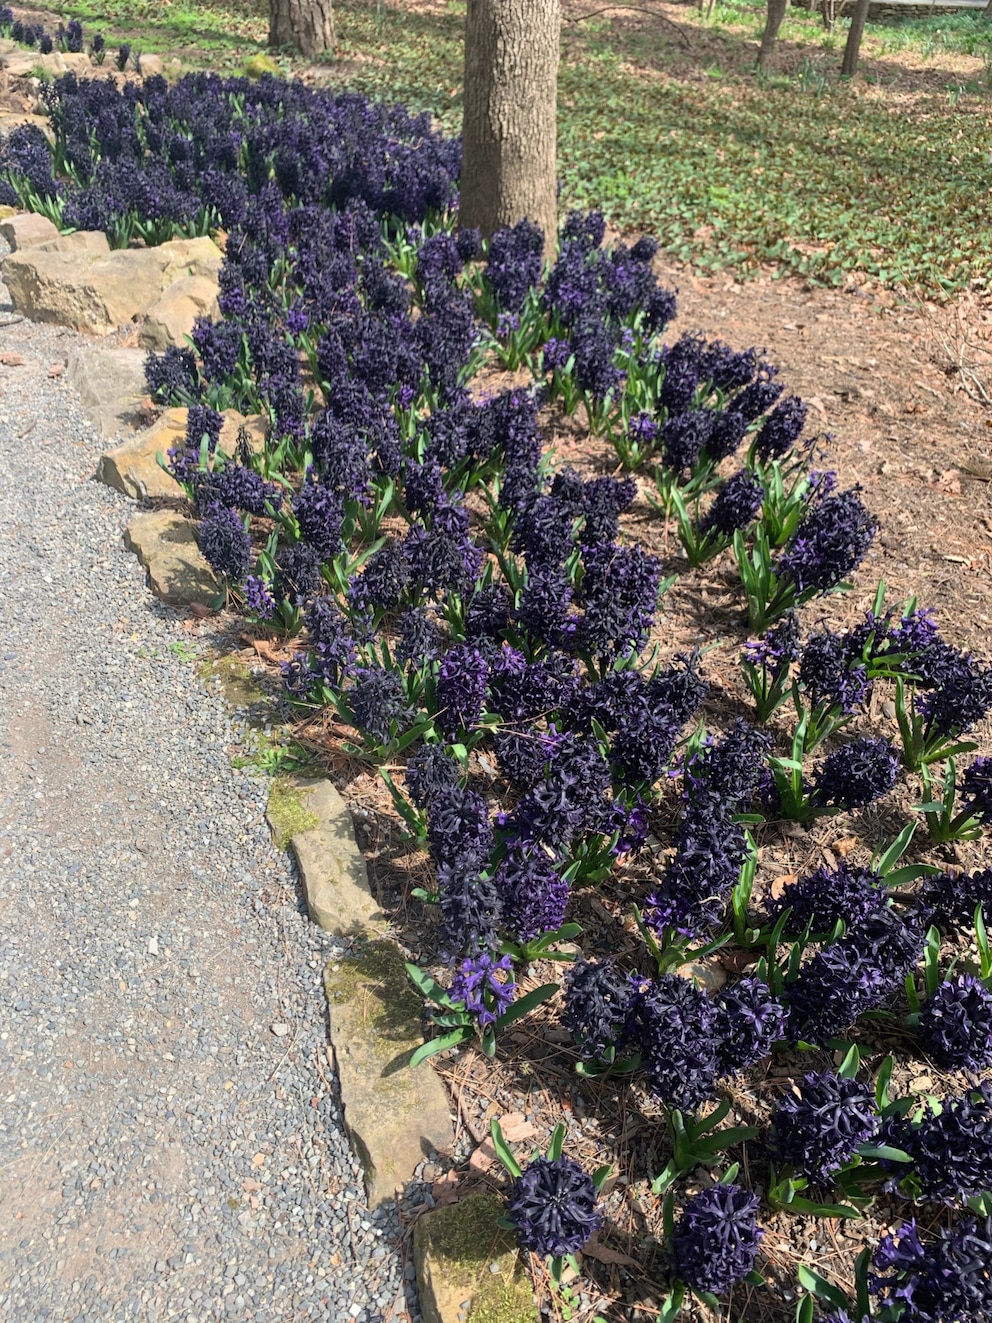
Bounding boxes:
4 64 992 1323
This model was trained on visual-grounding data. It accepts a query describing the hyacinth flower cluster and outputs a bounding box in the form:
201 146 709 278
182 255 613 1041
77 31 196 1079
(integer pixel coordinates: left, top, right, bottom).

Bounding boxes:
667 1182 764 1304
493 1119 609 1289
563 962 784 1113
879 1080 992 1204
869 1214 992 1323
645 718 769 940
735 483 879 632
0 10 98 57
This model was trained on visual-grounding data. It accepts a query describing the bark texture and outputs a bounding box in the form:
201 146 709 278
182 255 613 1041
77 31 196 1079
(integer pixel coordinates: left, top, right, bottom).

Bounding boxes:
840 0 871 76
269 0 335 56
460 0 560 258
757 0 788 70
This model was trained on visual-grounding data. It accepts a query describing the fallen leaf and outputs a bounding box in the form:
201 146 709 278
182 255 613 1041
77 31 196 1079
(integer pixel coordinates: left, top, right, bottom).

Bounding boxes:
0 353 25 366
806 394 827 418
251 637 284 663
582 1237 639 1269
47 362 64 378
497 1112 537 1143
468 1140 497 1173
188 601 214 619
832 836 858 858
769 874 797 902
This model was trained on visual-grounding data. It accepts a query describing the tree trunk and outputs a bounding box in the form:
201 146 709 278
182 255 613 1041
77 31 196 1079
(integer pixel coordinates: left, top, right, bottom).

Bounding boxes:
757 0 789 71
269 0 335 57
840 0 870 75
460 0 560 258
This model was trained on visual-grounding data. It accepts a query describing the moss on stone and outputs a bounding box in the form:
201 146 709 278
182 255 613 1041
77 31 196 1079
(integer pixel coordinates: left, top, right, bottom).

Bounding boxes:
421 1195 538 1323
266 778 319 850
323 939 424 1070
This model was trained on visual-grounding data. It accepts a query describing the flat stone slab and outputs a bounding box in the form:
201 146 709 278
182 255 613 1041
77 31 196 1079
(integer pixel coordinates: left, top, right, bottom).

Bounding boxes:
124 511 219 607
324 941 453 1209
97 408 268 498
37 230 111 256
281 777 383 936
140 274 221 352
0 212 60 251
2 235 223 335
414 1194 538 1323
67 344 149 440
97 407 188 499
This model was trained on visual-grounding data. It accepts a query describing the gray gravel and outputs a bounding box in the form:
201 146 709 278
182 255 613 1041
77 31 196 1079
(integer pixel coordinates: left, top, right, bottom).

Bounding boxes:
0 256 415 1321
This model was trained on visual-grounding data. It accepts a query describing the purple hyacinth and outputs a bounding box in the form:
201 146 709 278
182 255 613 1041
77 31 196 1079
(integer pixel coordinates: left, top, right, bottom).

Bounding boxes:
778 488 878 595
917 865 992 931
562 959 632 1062
516 735 612 851
506 1154 603 1258
348 539 410 615
626 974 721 1111
770 1070 878 1186
437 858 501 957
918 649 992 738
496 846 569 944
196 505 252 583
767 862 888 937
753 395 808 462
798 628 869 714
348 667 409 743
705 407 750 463
244 575 276 619
814 736 899 809
436 644 489 736
303 597 355 686
871 1214 992 1323
428 786 493 868
683 718 772 815
660 335 702 413
744 612 801 682
881 1081 992 1204
405 743 461 811
960 757 992 824
786 909 922 1045
698 468 764 538
275 542 322 605
577 542 663 659
448 951 517 1027
582 474 637 545
293 468 344 562
396 607 445 670
485 218 544 314
660 409 713 474
917 974 992 1072
713 976 787 1075
670 1184 764 1296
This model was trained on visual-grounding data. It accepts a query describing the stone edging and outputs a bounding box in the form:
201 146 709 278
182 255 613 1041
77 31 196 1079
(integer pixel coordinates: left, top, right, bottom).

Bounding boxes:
0 205 538 1320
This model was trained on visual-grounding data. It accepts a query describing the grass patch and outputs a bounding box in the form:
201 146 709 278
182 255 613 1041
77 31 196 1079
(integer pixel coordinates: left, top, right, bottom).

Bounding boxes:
16 0 992 292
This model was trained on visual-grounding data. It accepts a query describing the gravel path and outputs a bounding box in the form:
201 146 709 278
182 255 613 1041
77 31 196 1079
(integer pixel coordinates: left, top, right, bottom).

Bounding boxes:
0 256 412 1322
